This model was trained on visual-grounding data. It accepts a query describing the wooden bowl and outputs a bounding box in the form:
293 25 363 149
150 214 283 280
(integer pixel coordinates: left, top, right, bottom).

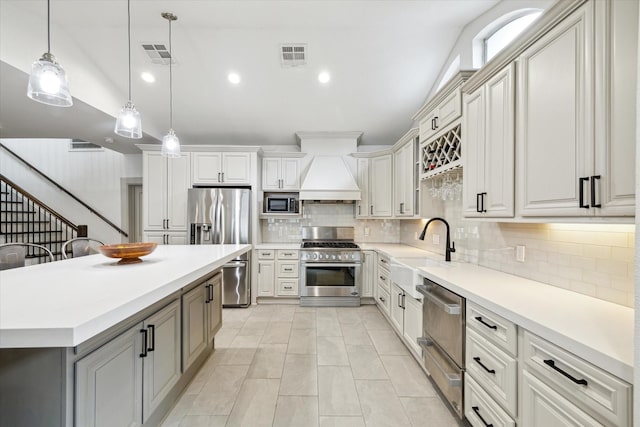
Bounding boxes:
98 242 158 265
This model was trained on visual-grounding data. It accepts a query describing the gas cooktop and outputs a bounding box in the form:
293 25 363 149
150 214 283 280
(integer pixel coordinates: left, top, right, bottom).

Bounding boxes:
301 241 360 249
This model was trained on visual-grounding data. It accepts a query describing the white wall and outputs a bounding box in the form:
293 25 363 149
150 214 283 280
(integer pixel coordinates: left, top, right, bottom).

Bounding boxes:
0 138 142 243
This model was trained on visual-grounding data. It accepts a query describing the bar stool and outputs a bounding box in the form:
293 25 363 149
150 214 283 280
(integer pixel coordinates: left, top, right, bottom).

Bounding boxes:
0 243 55 270
61 238 105 259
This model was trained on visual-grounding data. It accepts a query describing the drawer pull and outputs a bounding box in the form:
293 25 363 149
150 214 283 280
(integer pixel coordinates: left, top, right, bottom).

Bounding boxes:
284 286 292 290
283 252 293 256
379 296 385 302
284 268 293 272
472 406 493 427
474 316 498 330
543 359 588 386
379 275 386 281
473 357 495 375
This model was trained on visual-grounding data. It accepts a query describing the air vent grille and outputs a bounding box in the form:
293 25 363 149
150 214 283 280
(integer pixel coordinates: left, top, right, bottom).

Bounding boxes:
280 44 307 67
69 140 103 152
142 43 175 65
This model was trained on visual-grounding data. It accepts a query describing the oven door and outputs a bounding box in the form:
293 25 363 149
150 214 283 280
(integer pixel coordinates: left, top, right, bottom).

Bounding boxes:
300 262 361 297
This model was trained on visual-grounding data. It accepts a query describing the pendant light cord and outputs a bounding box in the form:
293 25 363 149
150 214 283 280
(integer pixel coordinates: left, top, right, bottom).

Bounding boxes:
47 0 51 53
127 0 132 101
169 18 173 129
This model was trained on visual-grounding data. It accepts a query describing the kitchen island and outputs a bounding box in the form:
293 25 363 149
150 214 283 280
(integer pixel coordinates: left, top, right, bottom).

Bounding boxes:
0 244 251 427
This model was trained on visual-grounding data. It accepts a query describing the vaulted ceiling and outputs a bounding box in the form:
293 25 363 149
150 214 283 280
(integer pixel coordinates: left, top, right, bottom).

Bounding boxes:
0 0 499 154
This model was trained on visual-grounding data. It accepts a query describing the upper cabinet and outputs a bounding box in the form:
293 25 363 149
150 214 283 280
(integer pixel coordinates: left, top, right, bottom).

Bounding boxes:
355 158 370 219
394 139 417 217
262 157 301 191
191 152 251 185
463 64 515 218
370 154 393 217
418 87 463 143
143 152 190 232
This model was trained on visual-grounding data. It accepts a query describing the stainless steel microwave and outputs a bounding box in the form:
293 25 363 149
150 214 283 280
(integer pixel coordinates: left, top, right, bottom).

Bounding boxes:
264 194 299 213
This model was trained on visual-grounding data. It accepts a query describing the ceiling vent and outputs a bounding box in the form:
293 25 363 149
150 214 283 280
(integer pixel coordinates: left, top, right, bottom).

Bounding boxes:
280 44 307 67
69 140 103 152
141 43 175 65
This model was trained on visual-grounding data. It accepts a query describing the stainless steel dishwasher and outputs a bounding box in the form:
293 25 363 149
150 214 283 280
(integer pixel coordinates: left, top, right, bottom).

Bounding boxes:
221 257 250 307
417 277 466 419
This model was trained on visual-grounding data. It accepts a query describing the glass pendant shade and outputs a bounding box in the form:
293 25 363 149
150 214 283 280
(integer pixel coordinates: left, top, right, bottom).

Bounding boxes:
114 101 142 139
161 129 181 158
27 53 73 107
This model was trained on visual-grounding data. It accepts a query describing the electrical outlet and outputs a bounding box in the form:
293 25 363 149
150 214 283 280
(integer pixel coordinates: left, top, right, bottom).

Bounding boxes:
516 245 526 262
432 234 440 245
364 227 370 236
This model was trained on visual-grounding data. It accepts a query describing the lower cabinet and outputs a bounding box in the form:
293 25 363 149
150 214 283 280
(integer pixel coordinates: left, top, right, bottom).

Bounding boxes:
389 282 422 357
75 299 181 426
361 250 375 297
257 260 276 296
256 249 299 298
145 231 187 245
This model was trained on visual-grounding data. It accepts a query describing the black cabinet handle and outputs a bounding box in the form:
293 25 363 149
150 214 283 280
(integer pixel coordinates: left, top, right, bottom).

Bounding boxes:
370 205 374 215
398 293 403 308
472 406 493 427
379 296 385 302
474 316 497 330
480 192 487 213
379 275 386 281
402 294 406 309
543 359 588 386
210 284 214 302
434 116 438 129
140 329 148 358
147 325 155 352
218 172 221 182
476 193 482 213
431 118 436 130
473 357 495 374
579 177 590 208
590 175 601 208
222 172 225 182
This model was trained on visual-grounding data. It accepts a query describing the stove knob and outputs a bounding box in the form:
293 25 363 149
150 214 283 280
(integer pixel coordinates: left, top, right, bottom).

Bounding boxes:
313 253 318 260
337 254 342 260
331 255 336 260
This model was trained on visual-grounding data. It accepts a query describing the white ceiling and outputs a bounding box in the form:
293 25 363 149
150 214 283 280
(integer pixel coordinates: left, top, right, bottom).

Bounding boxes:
0 0 499 153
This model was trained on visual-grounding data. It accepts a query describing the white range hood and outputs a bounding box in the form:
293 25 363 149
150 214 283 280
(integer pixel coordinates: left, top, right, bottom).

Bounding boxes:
296 131 362 201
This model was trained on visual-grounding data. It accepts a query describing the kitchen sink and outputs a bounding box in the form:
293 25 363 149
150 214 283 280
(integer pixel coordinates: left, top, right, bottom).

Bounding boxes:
390 256 452 299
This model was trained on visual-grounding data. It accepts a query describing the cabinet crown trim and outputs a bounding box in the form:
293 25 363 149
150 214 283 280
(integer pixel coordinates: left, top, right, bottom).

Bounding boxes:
137 144 263 153
412 71 475 121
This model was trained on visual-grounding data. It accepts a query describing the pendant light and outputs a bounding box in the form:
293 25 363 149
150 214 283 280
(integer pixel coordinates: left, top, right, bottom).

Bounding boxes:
161 12 180 158
115 0 142 139
27 0 73 107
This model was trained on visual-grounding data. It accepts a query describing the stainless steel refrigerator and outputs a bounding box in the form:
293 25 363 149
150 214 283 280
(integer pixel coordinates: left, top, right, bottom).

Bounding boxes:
188 188 251 307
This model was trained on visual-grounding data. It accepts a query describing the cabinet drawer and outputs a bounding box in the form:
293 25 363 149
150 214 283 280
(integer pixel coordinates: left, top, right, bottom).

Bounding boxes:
277 249 299 260
377 254 390 270
276 261 299 278
257 249 275 260
377 267 390 293
523 331 631 427
467 302 517 357
377 285 390 316
277 279 299 296
465 375 515 427
466 329 517 417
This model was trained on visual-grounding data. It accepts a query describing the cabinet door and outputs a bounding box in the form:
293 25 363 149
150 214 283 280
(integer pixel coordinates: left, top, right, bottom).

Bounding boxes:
257 261 275 297
403 295 422 357
419 110 438 143
389 284 404 333
191 153 222 184
142 300 181 422
355 158 369 218
207 274 223 340
361 251 375 297
394 150 404 216
370 154 393 217
167 232 187 245
462 87 485 217
222 152 251 184
484 64 515 217
182 284 207 371
144 232 166 245
167 153 190 230
517 3 594 217
143 152 167 230
436 88 462 132
75 323 143 427
400 142 415 216
594 0 637 216
521 370 601 427
281 158 300 190
262 158 281 190
144 232 187 245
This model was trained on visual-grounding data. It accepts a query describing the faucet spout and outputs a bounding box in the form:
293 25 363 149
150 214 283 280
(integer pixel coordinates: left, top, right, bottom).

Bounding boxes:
418 217 456 262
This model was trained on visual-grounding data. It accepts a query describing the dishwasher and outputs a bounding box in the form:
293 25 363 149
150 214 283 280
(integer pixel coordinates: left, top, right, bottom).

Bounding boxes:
417 277 466 419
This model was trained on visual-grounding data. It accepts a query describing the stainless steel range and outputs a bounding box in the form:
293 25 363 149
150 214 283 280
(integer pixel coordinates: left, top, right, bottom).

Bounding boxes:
299 226 361 307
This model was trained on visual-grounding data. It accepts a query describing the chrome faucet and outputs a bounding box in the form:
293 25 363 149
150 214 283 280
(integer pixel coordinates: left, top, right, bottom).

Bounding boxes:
418 217 456 262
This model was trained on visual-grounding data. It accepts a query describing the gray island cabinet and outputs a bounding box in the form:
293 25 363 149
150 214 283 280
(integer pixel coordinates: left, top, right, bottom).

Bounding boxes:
0 244 248 427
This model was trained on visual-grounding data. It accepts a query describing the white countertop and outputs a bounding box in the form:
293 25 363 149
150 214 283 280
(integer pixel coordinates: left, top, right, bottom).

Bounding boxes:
358 243 633 383
0 244 251 348
254 243 301 250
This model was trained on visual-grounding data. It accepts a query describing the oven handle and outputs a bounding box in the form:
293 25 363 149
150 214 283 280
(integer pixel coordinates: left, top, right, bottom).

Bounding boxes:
301 262 361 268
416 285 461 315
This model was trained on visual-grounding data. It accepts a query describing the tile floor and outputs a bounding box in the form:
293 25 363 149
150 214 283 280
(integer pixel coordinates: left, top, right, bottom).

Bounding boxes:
160 304 459 427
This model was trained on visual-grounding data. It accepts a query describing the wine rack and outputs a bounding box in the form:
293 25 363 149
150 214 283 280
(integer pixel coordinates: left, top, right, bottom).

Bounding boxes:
419 122 462 180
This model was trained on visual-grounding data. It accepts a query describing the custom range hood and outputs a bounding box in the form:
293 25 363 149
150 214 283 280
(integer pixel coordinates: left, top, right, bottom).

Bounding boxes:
297 132 362 201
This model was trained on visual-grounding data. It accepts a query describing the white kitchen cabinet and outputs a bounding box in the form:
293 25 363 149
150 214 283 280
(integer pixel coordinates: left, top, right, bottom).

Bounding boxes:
76 299 181 426
463 64 515 218
143 152 190 232
191 152 251 185
465 375 515 427
355 158 370 218
144 231 187 245
257 260 275 297
393 140 415 217
418 88 462 143
390 282 422 357
256 249 299 297
182 284 207 371
361 250 375 298
370 154 393 217
262 157 300 191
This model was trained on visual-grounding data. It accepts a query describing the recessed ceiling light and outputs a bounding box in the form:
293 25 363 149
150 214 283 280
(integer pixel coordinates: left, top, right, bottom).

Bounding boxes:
318 71 330 84
228 73 241 85
141 72 155 83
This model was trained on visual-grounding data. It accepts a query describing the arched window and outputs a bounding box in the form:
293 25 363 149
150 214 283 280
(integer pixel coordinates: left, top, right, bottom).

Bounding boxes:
472 9 543 68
